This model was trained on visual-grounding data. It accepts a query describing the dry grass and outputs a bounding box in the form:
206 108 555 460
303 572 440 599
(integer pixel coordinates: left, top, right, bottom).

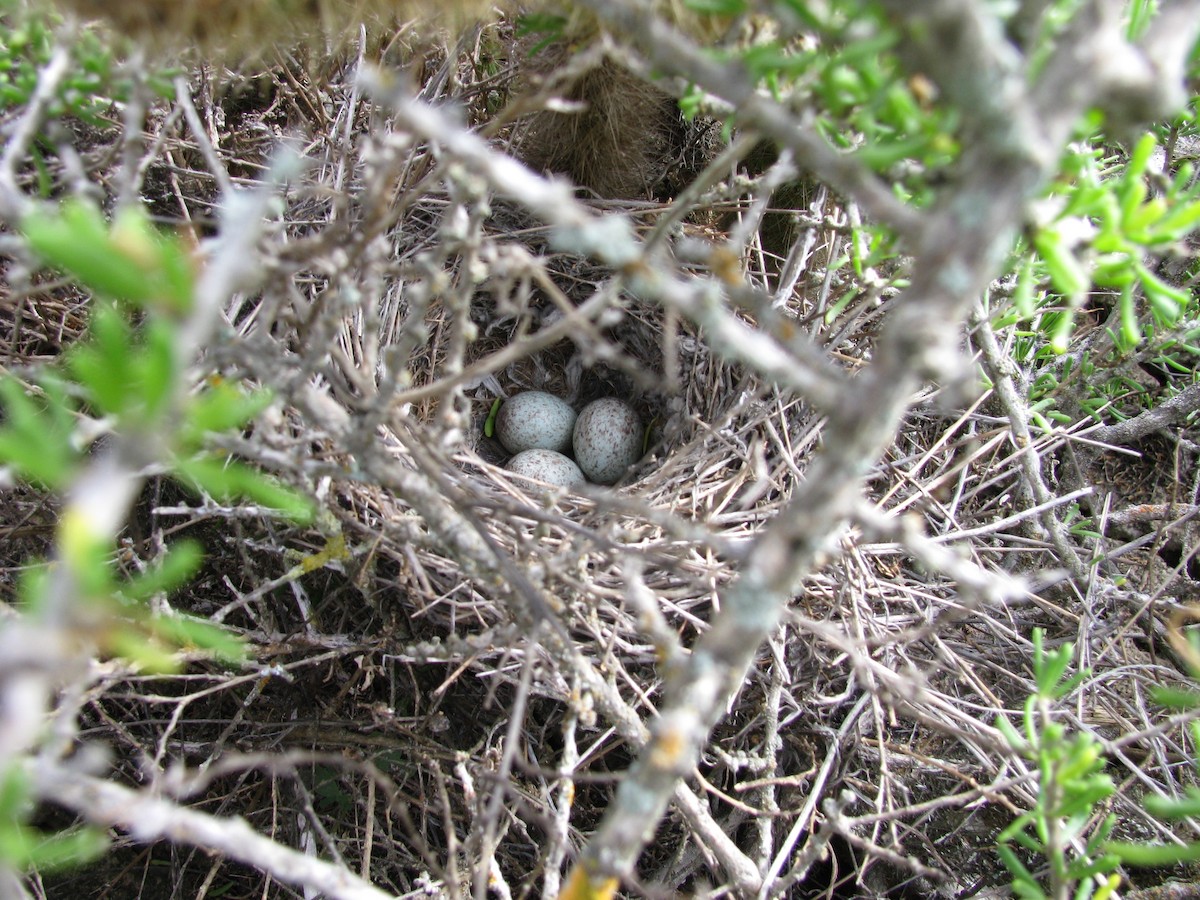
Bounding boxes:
4 11 1200 900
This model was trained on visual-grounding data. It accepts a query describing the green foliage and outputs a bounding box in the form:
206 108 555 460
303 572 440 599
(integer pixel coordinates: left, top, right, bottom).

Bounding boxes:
11 202 310 511
990 130 1200 430
24 200 195 313
677 2 1197 429
681 0 959 190
0 375 77 489
0 764 108 872
1106 629 1200 869
174 454 315 523
1062 503 1102 542
0 197 316 877
995 630 1121 900
0 4 112 125
675 0 955 308
0 4 175 199
1125 0 1157 40
0 199 316 668
1012 133 1199 359
0 2 172 126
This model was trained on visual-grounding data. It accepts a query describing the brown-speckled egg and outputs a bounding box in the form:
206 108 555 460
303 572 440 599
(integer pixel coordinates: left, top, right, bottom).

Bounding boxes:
572 398 642 485
496 391 577 455
506 449 586 489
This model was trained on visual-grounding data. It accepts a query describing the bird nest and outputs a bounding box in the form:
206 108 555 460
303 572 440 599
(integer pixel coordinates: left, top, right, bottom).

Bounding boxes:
7 13 1200 900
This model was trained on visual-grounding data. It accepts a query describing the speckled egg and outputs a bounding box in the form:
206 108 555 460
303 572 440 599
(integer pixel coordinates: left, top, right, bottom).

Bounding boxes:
496 391 577 455
506 449 586 489
572 398 642 486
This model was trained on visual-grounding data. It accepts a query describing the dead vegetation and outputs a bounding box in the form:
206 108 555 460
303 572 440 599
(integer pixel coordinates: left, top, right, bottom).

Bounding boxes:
3 7 1200 900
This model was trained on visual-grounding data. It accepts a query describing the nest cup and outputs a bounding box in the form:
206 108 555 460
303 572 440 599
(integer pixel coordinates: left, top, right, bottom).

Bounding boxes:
465 280 676 490
455 267 785 517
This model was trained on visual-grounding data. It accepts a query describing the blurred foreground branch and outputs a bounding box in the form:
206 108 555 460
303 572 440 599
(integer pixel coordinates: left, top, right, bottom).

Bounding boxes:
31 762 395 900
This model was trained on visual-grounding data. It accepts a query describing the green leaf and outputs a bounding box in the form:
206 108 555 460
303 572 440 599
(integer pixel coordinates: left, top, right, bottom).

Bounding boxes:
1169 161 1198 198
1013 255 1037 318
137 317 178 420
1033 631 1071 695
999 812 1037 844
24 201 194 312
999 843 1048 900
1057 779 1116 818
0 767 31 819
484 397 501 438
515 12 566 54
1087 813 1117 850
184 383 273 442
1023 693 1039 746
1055 742 1105 784
1092 873 1121 900
1106 840 1200 867
1146 198 1200 242
68 303 134 416
824 286 858 323
109 205 193 313
743 43 814 81
0 821 109 872
1050 305 1079 353
1012 827 1045 854
1126 0 1156 39
996 842 1037 884
1125 196 1169 237
1144 786 1200 819
151 614 247 664
683 0 746 14
853 135 934 171
1117 283 1141 348
1033 228 1089 300
59 521 117 599
234 472 315 524
515 11 565 37
24 201 153 303
1136 264 1189 322
1053 668 1089 699
118 540 204 604
775 0 828 31
174 455 315 524
154 228 197 313
996 713 1027 751
1123 132 1157 185
1065 852 1120 883
1148 684 1200 709
1119 181 1148 234
106 629 181 673
680 85 705 121
0 376 78 489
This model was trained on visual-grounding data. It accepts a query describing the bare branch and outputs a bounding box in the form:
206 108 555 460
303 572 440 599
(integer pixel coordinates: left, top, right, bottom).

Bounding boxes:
32 763 396 900
1090 382 1200 446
